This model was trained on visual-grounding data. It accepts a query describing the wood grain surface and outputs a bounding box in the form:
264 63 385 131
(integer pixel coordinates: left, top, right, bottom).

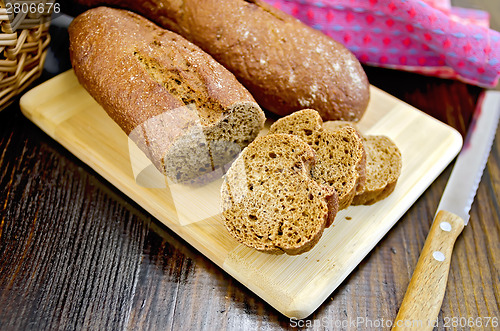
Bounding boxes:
1 0 499 330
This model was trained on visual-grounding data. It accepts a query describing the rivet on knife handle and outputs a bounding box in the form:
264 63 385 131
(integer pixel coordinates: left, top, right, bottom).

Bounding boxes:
392 210 465 331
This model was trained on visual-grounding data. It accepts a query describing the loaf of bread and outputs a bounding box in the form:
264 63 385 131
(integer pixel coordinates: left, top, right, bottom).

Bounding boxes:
221 134 338 255
323 121 402 205
268 109 366 210
75 0 370 122
69 7 266 183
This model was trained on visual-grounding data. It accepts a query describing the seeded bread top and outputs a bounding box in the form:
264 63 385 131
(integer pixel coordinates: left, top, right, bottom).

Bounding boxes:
76 0 370 121
70 7 259 135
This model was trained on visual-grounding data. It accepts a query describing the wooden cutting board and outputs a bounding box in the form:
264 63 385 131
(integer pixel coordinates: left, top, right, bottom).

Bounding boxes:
20 70 462 319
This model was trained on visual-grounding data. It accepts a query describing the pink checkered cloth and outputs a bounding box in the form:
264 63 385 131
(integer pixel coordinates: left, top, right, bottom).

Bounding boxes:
264 0 500 88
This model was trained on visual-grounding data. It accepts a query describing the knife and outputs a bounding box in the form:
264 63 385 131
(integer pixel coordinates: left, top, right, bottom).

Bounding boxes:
392 90 500 331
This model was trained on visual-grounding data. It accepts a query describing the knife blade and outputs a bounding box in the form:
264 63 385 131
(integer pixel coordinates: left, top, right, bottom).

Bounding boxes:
392 90 500 331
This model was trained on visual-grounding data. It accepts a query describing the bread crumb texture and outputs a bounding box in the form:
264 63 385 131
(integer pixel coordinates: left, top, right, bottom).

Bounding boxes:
323 121 402 205
221 134 337 255
269 109 366 210
351 135 402 205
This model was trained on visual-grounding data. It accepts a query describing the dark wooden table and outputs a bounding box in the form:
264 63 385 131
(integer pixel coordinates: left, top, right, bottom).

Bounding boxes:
1 1 499 330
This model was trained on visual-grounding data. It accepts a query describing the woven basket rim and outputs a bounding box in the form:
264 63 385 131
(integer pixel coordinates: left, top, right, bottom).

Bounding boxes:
0 2 51 110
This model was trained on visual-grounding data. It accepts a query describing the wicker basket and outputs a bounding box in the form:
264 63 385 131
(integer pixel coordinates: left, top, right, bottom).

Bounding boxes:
0 0 52 111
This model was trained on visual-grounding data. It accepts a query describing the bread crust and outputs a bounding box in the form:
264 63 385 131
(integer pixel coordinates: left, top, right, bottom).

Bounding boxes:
69 7 265 182
76 0 370 121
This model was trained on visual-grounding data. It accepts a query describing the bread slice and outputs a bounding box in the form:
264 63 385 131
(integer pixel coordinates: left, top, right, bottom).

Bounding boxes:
323 121 402 205
268 110 366 210
321 120 366 195
221 134 338 255
351 135 402 205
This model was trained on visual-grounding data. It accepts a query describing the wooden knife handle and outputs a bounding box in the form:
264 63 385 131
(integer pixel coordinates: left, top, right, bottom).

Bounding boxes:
392 210 465 331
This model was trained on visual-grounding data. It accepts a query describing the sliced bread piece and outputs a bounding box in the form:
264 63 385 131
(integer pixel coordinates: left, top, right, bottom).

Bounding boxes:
351 135 402 205
321 120 365 195
268 110 366 210
323 121 402 205
221 134 338 255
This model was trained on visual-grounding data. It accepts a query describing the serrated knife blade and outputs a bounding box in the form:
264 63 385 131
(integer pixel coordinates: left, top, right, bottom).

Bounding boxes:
392 91 500 331
436 91 500 223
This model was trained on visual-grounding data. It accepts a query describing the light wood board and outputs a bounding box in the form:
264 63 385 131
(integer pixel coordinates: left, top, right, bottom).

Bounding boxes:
20 70 462 319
